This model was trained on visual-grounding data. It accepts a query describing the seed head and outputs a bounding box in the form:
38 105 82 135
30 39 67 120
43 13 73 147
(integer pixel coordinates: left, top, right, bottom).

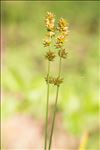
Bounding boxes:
45 76 63 86
57 34 66 43
57 18 69 33
45 12 55 32
53 77 63 86
45 50 56 61
55 34 66 48
55 42 63 49
58 49 68 59
43 38 51 47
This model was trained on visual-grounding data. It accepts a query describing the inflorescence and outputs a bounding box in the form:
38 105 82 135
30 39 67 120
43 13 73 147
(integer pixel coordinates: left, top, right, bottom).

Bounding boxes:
43 11 69 87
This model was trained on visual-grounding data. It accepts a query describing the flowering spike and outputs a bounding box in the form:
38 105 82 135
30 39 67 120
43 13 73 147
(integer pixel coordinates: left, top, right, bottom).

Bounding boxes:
55 34 66 48
58 49 68 59
43 38 51 47
57 18 69 33
45 12 55 32
45 50 56 61
53 77 63 86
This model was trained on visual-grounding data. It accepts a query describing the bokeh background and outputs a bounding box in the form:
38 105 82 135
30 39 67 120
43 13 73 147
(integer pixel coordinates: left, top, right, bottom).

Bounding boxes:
1 1 99 149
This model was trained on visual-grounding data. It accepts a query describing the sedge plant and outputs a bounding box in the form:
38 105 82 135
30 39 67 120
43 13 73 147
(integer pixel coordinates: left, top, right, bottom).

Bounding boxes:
43 12 69 150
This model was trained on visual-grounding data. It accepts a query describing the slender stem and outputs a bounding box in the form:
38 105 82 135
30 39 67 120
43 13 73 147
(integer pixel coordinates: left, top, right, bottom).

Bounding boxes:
44 60 50 150
58 56 62 77
48 86 59 150
48 56 62 150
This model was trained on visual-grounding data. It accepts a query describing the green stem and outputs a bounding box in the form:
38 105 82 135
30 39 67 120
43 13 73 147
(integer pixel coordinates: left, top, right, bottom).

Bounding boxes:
48 85 59 150
58 56 62 77
44 60 50 150
48 56 62 150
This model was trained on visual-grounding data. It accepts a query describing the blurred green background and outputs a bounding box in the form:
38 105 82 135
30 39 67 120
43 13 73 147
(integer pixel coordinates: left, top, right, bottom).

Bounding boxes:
1 1 99 149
